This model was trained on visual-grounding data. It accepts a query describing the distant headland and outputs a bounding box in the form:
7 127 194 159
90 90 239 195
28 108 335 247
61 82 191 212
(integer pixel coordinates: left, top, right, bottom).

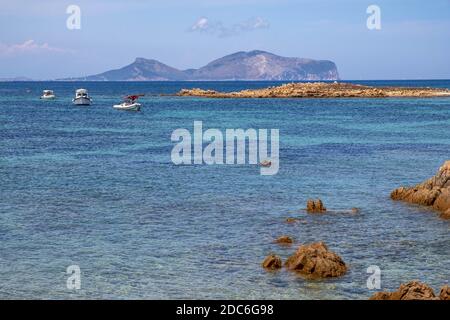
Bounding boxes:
61 50 339 81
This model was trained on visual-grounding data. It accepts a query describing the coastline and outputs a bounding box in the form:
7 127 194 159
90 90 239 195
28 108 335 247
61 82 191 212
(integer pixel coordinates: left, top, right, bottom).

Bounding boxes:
176 82 450 98
0 80 449 299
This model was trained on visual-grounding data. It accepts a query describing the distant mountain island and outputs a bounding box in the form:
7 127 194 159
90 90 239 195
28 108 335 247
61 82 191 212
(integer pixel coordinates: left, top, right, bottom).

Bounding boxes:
63 50 339 81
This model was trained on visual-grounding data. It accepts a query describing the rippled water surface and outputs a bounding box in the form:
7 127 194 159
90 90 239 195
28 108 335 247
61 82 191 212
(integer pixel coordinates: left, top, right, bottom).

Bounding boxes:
0 80 449 299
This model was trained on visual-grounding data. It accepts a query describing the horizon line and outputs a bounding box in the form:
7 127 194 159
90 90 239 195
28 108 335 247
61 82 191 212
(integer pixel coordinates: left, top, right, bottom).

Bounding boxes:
1 79 450 82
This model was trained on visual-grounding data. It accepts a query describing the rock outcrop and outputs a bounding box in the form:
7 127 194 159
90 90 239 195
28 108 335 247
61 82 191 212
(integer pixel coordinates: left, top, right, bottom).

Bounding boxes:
306 199 326 213
440 285 450 300
274 235 294 245
177 82 450 98
262 254 282 270
369 281 438 300
285 242 347 278
391 160 450 218
440 209 450 219
259 160 272 167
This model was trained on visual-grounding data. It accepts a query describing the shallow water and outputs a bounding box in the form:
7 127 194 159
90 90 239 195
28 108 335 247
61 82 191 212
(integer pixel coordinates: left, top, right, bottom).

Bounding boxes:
0 80 449 299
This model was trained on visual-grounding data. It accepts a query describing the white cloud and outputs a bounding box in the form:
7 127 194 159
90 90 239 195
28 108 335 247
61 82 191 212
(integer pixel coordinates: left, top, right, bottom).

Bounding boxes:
190 17 210 31
189 16 270 38
241 16 270 30
0 40 71 56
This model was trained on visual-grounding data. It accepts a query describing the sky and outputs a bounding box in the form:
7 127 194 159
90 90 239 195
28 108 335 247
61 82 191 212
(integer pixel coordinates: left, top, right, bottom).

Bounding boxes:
0 0 449 80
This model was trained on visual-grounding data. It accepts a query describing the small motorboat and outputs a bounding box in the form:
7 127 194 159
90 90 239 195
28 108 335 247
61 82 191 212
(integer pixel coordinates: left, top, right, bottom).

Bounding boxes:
40 90 56 99
72 89 92 105
113 94 144 111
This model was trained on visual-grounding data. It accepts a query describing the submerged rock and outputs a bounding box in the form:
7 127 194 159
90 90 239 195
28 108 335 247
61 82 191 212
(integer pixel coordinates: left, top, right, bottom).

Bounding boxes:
391 160 450 218
285 217 308 225
262 254 282 270
306 199 326 213
274 235 294 245
369 281 437 300
284 242 347 278
260 160 272 167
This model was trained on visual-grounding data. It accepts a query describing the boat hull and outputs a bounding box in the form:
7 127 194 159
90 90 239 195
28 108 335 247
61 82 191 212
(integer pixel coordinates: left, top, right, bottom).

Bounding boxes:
113 103 141 111
73 97 91 105
40 95 56 100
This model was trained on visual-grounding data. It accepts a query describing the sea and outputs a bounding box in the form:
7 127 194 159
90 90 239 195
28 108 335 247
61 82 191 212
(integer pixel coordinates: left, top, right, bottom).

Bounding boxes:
0 80 449 299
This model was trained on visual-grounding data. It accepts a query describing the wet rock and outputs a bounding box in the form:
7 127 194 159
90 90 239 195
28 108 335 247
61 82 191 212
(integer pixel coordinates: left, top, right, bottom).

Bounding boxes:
285 217 297 223
439 285 450 300
285 242 347 278
433 188 450 212
306 199 326 213
369 292 392 300
262 254 282 270
369 281 437 300
440 209 450 219
391 160 450 219
260 160 272 167
274 235 293 245
306 199 315 211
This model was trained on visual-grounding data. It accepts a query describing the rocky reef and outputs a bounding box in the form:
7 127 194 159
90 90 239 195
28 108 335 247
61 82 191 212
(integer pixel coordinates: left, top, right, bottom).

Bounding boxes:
391 160 450 219
177 82 450 98
261 254 282 270
306 199 327 213
370 281 449 300
274 235 294 245
284 242 347 278
440 285 450 300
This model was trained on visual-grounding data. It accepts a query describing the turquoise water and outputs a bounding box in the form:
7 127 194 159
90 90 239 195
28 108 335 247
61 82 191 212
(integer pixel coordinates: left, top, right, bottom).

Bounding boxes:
0 80 449 299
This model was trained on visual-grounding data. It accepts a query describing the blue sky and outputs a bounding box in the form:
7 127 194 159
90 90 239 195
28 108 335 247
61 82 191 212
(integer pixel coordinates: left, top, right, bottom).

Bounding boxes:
0 0 449 79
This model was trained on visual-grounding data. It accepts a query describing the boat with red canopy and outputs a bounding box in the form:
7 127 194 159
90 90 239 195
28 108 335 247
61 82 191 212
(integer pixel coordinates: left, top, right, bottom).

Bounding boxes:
113 94 144 111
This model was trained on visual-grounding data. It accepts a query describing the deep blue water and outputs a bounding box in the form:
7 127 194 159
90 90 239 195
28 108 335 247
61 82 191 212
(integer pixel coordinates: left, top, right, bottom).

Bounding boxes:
0 80 449 299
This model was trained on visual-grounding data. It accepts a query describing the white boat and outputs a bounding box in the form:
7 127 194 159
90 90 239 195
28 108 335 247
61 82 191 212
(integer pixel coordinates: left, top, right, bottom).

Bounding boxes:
113 94 144 111
40 90 55 99
72 89 92 105
113 101 141 111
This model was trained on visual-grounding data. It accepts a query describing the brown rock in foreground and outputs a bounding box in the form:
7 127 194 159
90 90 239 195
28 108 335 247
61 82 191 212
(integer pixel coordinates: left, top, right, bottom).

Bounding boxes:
306 199 327 213
440 285 450 300
440 209 450 219
177 82 450 98
369 281 437 300
274 235 294 245
391 160 450 218
262 254 282 270
285 242 347 278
